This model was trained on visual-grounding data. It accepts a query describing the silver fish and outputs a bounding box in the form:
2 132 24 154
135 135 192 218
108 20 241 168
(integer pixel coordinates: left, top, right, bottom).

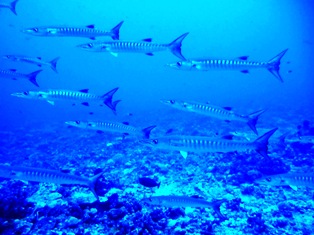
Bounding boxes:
0 165 104 200
11 87 120 114
0 0 18 15
161 99 265 135
22 21 124 40
140 128 277 158
166 49 288 82
3 55 60 73
255 173 314 190
143 195 227 219
0 69 42 87
77 32 189 60
66 120 156 139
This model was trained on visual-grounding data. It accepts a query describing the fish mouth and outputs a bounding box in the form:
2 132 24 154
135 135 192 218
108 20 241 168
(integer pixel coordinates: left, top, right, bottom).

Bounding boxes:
11 92 24 97
164 63 179 69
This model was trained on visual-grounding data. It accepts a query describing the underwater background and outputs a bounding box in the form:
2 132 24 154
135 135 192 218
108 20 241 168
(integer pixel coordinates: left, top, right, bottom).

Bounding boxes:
0 0 314 234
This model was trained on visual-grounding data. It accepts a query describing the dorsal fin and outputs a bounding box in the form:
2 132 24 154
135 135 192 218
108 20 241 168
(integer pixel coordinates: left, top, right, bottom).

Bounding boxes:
142 38 152 42
122 122 129 125
86 24 95 29
10 69 17 72
238 56 249 60
223 107 232 111
37 57 42 60
79 89 89 93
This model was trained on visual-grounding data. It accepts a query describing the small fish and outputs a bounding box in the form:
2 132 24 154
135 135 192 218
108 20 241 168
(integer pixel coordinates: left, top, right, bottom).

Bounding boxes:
3 55 60 73
0 165 104 200
255 173 314 191
22 21 124 40
166 49 288 82
0 0 18 15
142 195 227 219
77 32 189 60
11 87 120 114
161 100 265 135
139 177 160 188
140 128 277 159
0 69 42 87
65 121 156 139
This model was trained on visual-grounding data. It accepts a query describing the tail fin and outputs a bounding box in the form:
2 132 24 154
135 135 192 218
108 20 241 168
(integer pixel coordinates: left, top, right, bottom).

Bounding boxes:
141 125 156 139
49 57 60 73
111 100 121 115
27 69 42 87
9 0 18 15
247 109 266 135
254 128 278 158
110 21 124 40
267 49 288 82
211 199 228 220
278 132 290 147
168 32 189 60
101 87 120 113
88 171 105 201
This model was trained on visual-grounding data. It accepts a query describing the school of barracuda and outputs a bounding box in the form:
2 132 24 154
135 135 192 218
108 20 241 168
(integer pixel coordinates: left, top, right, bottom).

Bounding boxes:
1 1 314 231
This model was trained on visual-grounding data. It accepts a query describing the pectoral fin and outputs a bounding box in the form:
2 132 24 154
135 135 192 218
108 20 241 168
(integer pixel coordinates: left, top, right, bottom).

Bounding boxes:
180 151 188 159
110 52 118 57
47 100 55 105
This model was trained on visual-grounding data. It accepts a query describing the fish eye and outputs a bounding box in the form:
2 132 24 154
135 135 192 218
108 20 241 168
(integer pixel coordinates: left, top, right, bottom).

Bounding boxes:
88 123 92 126
170 100 175 104
23 91 29 95
75 121 80 124
266 177 272 182
33 28 38 32
176 62 182 67
153 139 158 144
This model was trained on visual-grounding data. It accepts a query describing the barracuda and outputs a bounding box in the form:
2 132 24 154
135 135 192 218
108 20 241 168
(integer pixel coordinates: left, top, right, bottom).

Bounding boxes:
0 69 42 87
255 173 314 190
3 55 60 73
167 49 288 82
0 165 104 200
77 32 189 60
161 99 265 135
11 87 120 114
22 21 124 40
143 195 227 219
0 0 19 15
66 120 156 139
140 128 277 158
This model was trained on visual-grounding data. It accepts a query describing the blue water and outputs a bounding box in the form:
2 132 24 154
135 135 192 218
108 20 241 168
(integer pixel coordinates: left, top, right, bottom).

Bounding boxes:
0 0 314 234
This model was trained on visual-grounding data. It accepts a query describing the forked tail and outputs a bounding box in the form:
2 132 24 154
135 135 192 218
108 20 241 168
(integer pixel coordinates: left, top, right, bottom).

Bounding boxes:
87 171 105 201
141 125 156 139
247 109 267 135
168 32 189 60
27 69 42 87
267 49 288 82
49 57 60 73
110 21 124 40
9 0 19 15
254 128 278 158
101 87 120 114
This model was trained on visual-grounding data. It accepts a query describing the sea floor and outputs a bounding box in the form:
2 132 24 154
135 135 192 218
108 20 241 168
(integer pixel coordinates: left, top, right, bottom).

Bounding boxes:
0 114 314 235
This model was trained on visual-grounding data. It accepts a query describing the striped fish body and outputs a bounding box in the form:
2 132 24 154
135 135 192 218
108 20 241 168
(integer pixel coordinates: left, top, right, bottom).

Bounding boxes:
4 56 48 66
42 27 113 38
163 100 247 123
0 69 29 79
256 174 314 188
149 135 256 153
0 165 90 186
145 196 217 208
81 41 169 54
67 121 139 134
191 59 268 71
38 90 103 102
